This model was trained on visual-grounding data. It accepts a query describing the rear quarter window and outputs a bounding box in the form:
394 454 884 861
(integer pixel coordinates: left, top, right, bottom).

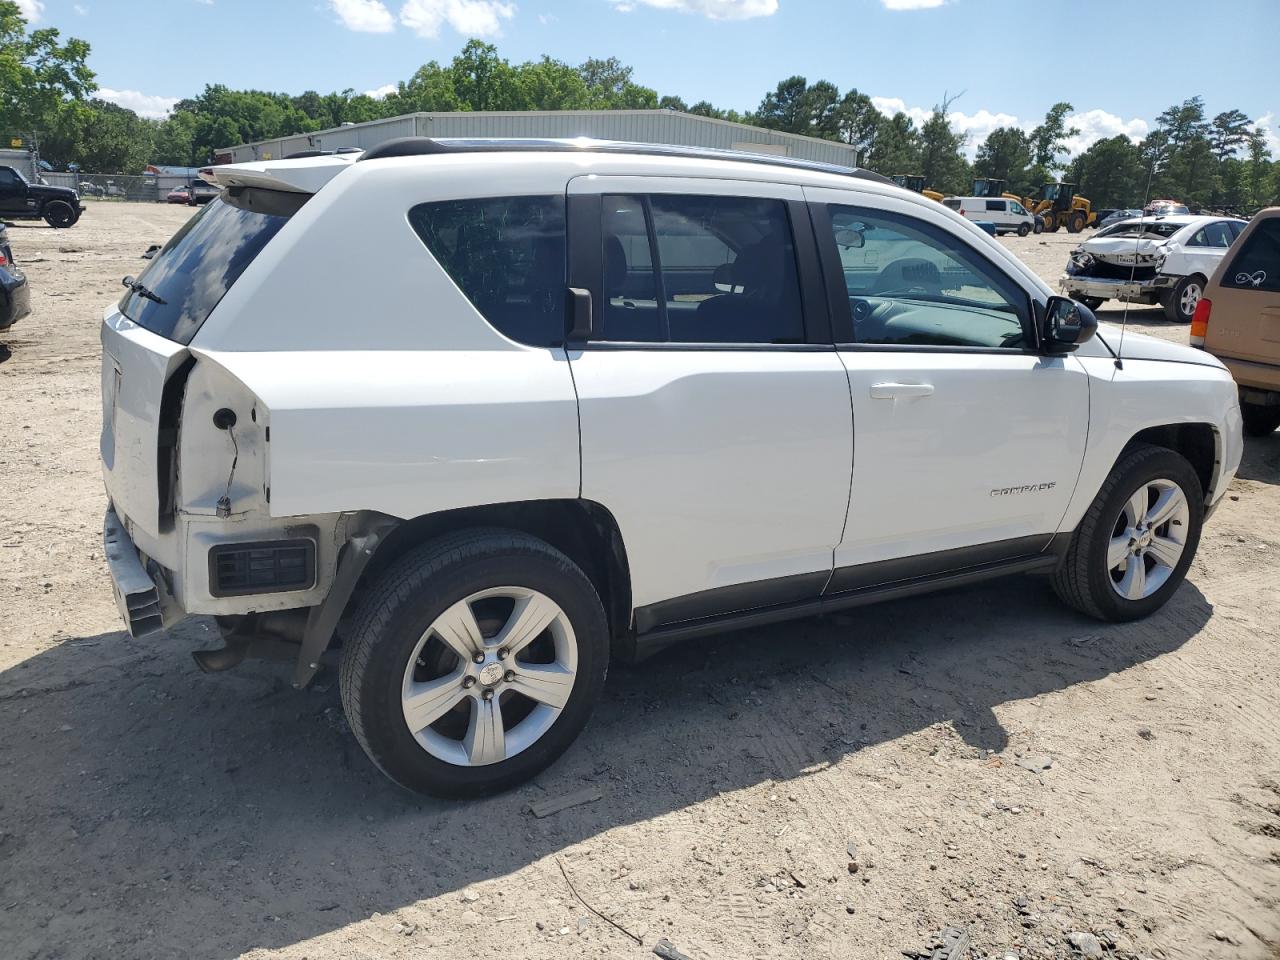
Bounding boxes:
1223 218 1280 292
408 195 566 347
118 189 302 344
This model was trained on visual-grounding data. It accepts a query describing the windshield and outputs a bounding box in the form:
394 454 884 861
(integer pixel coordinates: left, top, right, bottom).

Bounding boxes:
1095 220 1182 240
117 189 303 344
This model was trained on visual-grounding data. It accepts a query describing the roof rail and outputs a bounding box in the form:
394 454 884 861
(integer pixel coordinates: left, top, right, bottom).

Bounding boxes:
357 136 893 185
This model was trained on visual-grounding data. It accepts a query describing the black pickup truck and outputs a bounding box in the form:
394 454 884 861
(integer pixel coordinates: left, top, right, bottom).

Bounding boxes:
0 164 83 228
0 223 32 331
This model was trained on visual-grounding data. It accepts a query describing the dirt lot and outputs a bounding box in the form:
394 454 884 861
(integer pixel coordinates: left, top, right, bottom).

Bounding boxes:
1 203 1277 960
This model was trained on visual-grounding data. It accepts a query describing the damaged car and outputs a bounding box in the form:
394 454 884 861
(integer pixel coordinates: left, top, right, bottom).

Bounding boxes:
1060 215 1246 322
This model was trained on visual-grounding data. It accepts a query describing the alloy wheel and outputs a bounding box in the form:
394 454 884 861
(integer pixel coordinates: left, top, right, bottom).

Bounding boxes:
400 587 577 767
1179 281 1202 318
1106 478 1190 601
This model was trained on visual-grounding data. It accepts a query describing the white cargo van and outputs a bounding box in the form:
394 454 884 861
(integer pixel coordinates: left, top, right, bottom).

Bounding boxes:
943 196 1036 236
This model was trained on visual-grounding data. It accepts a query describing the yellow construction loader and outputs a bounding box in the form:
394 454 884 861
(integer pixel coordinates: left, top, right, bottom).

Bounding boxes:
891 174 945 203
1029 182 1096 233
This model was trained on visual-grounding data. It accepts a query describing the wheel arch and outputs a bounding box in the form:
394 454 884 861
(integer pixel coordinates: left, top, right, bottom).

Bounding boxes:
1122 422 1219 504
352 499 634 645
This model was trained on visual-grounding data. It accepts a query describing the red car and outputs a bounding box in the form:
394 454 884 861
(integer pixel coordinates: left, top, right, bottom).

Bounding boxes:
166 185 191 204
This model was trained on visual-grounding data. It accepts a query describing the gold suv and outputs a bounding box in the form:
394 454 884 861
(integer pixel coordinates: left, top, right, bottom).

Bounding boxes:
1193 207 1280 436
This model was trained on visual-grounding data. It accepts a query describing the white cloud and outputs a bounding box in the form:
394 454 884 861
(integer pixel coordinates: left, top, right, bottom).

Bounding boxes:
364 83 398 99
399 0 516 37
15 0 44 21
329 0 395 32
97 88 180 119
881 0 944 8
608 0 778 18
73 3 88 14
1060 108 1148 156
871 96 1148 158
537 11 556 23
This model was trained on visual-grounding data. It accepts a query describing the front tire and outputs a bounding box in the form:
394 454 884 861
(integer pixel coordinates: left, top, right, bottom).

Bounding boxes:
1080 296 1105 311
1241 401 1280 437
42 201 77 228
1067 211 1086 233
339 529 609 798
1017 222 1031 237
1052 444 1203 622
1163 274 1205 323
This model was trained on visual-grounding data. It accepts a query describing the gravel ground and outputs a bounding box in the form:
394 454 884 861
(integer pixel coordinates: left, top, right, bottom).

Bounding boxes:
0 204 1277 960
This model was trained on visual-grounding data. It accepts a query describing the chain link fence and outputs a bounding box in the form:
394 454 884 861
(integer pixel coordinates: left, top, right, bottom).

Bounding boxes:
44 172 198 203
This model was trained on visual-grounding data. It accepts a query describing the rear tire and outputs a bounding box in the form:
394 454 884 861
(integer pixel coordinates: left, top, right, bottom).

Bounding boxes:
1017 223 1031 237
42 201 77 228
1163 274 1205 323
1241 401 1280 437
339 529 610 798
1052 443 1203 622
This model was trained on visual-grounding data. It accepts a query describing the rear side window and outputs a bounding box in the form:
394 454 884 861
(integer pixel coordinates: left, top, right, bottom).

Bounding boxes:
409 196 566 347
985 200 1006 212
599 193 805 345
118 190 300 344
1223 218 1280 292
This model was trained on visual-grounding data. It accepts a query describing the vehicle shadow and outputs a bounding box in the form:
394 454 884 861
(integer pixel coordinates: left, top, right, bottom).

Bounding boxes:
1237 431 1280 485
0 342 11 365
0 577 1212 959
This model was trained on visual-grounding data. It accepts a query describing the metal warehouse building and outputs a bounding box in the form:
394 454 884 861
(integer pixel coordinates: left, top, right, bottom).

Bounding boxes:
218 110 860 166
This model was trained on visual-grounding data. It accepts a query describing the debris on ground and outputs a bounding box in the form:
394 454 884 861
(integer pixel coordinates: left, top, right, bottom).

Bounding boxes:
653 939 696 960
902 926 970 960
528 787 603 818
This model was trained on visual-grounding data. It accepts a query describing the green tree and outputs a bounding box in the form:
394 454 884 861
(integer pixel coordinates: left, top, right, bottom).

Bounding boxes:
832 89 879 162
0 0 95 136
1209 108 1253 161
450 40 522 111
755 76 810 134
973 126 1031 192
917 100 968 195
866 111 920 176
1069 135 1144 208
1028 101 1078 171
577 56 657 109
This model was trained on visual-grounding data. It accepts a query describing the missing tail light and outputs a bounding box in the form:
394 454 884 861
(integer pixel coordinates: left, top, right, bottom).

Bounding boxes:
1190 298 1211 348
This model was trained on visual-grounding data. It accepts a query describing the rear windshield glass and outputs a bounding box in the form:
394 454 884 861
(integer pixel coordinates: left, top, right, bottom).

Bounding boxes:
118 189 302 344
1095 220 1182 240
1224 218 1280 292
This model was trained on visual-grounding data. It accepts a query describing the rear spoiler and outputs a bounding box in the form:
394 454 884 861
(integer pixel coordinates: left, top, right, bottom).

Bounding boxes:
198 154 357 195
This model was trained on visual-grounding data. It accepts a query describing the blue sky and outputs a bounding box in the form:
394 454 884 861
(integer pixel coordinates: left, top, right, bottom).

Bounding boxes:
16 0 1280 155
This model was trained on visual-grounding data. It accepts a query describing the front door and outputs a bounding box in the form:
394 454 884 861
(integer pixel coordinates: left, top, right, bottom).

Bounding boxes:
805 186 1090 588
566 176 854 628
0 167 27 216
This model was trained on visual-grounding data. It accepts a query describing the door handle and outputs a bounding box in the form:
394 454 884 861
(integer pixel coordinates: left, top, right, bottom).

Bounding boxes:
870 382 935 400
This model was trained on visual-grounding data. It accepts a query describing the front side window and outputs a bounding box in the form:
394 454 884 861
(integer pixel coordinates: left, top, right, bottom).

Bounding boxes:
409 195 566 347
1223 218 1280 292
599 193 804 345
825 205 1030 350
1011 201 1028 215
0 168 20 187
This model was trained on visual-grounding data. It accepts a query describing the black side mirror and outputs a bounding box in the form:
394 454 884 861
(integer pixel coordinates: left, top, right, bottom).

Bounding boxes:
566 287 593 341
1041 295 1097 352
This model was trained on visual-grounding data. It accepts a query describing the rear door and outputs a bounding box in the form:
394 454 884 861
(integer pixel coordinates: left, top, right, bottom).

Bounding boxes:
565 176 853 628
1206 214 1280 366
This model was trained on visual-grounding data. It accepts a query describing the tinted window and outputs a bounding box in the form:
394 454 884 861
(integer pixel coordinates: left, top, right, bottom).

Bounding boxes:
985 200 1006 212
0 168 21 187
410 195 566 347
826 205 1029 349
118 191 301 344
599 194 805 345
1223 218 1280 292
601 194 661 342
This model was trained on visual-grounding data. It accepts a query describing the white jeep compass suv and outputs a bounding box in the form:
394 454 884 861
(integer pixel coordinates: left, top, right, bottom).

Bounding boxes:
100 139 1243 797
